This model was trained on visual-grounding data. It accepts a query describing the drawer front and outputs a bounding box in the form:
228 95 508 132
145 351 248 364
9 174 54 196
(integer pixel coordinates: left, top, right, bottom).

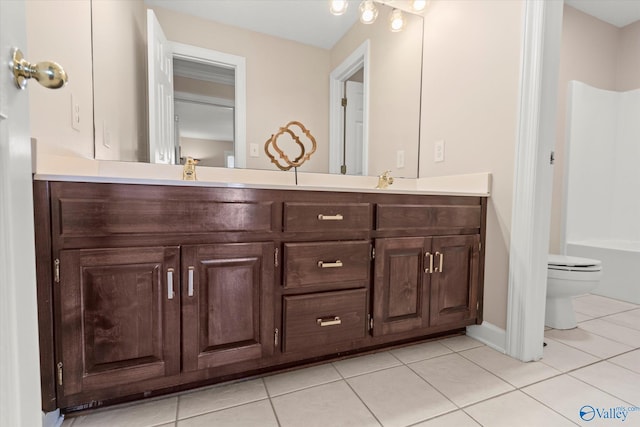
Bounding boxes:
283 202 372 232
283 289 368 353
376 204 481 231
283 241 371 289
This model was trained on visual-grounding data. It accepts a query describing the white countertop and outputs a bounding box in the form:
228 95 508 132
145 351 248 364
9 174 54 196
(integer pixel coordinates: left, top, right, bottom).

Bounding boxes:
32 153 491 197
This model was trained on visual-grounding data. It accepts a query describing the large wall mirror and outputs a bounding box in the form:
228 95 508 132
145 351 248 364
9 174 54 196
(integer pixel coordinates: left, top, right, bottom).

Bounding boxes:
92 0 423 177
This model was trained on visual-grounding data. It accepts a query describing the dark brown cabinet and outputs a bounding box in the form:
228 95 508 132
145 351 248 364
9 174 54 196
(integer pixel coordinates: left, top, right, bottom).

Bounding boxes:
373 235 480 337
57 247 181 401
181 243 274 372
34 181 486 413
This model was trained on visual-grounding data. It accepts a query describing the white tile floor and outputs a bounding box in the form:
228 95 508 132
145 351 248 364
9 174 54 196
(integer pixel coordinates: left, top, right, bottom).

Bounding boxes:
63 294 640 427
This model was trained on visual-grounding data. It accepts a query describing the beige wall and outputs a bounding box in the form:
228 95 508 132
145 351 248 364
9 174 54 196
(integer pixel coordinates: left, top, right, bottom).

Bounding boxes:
419 0 524 329
92 0 147 162
26 0 94 158
549 6 640 253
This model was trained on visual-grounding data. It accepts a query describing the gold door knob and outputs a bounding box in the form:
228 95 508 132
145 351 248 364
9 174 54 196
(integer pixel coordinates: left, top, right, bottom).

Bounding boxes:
10 48 68 90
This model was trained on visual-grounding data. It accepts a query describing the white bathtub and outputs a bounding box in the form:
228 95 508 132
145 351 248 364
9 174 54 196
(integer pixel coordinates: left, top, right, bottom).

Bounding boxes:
566 240 640 304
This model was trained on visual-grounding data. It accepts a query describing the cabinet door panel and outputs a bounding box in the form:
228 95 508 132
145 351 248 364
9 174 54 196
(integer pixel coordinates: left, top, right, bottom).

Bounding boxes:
182 243 274 372
430 235 479 326
58 247 180 398
373 238 429 336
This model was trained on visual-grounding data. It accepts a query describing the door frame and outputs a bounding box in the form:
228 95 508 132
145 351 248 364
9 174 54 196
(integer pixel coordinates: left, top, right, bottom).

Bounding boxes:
329 40 370 175
505 0 564 361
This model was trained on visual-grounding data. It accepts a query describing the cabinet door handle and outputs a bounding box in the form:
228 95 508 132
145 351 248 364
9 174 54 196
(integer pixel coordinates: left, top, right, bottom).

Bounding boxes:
425 252 433 273
435 251 444 272
167 268 175 300
317 214 343 221
317 260 343 268
188 266 195 297
316 316 341 327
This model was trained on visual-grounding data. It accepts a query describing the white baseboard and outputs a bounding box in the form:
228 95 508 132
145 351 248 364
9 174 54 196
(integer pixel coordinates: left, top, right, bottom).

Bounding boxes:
43 409 63 427
466 322 506 353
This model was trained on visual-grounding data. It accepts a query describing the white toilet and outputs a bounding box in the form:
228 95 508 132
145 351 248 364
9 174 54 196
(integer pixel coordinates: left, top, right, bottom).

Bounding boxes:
546 254 602 329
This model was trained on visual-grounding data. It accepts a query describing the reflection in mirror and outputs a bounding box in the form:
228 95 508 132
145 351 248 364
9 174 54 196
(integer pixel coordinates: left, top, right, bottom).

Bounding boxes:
92 0 423 177
174 58 236 168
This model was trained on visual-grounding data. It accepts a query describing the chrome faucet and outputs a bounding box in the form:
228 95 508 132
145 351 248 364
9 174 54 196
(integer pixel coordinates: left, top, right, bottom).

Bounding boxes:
375 170 394 189
183 157 197 181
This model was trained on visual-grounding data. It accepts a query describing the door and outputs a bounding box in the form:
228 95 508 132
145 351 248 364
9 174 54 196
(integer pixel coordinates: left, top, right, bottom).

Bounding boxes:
345 80 364 175
430 235 480 326
373 237 430 336
147 9 175 164
57 247 180 403
182 243 275 372
0 0 43 424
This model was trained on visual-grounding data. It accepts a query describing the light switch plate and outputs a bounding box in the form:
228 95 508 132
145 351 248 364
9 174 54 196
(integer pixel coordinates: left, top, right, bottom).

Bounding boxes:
396 150 405 168
249 143 260 157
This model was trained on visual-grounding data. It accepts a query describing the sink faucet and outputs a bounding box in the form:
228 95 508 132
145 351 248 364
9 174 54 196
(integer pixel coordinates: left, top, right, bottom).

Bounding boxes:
183 157 197 181
375 170 394 189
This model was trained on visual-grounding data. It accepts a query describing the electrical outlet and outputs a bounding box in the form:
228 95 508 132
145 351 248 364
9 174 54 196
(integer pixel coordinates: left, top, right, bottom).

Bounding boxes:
249 143 260 157
396 150 405 168
71 93 80 131
434 140 445 162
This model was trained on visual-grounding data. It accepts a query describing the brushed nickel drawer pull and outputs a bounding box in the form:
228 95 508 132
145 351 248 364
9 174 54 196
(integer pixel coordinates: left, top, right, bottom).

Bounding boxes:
435 251 444 272
187 266 195 297
317 214 343 221
425 252 433 273
167 268 175 300
317 260 343 268
317 316 342 327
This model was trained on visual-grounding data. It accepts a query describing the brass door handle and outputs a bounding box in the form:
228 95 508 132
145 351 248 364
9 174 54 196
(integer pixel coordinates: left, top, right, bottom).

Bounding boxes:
317 214 343 221
10 48 68 90
316 316 341 327
317 260 343 268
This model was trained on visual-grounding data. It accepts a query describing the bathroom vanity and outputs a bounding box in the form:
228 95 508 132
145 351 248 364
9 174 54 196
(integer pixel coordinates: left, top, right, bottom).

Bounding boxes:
33 178 487 412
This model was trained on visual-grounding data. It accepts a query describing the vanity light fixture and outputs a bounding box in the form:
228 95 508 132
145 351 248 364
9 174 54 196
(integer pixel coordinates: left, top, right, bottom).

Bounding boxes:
410 0 428 12
389 8 406 32
359 0 378 24
329 0 349 16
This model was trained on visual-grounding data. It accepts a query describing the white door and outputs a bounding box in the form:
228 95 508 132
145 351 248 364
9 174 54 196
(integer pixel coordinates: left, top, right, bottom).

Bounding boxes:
0 0 44 425
147 9 175 164
345 81 364 176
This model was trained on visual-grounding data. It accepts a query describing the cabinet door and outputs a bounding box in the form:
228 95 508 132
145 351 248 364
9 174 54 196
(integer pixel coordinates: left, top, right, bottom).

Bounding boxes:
430 235 480 326
58 247 180 400
373 237 430 336
182 243 275 372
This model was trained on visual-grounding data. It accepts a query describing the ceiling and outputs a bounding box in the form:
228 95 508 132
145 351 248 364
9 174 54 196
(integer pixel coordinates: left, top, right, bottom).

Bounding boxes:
565 0 640 27
144 0 360 49
144 0 423 49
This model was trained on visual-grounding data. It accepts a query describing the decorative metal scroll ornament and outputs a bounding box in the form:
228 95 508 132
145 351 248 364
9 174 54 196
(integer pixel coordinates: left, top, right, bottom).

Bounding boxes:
264 121 317 172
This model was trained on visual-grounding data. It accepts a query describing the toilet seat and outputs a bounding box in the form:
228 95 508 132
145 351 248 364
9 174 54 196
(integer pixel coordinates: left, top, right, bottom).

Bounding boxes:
548 254 602 272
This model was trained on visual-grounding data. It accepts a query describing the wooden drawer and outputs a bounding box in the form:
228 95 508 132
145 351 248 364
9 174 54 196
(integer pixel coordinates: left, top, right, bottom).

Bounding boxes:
283 202 371 232
283 241 371 289
376 204 481 231
283 289 368 353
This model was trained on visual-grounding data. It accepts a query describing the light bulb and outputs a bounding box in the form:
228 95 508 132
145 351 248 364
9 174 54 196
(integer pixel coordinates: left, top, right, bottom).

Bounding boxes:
329 0 349 16
359 0 378 24
389 8 406 32
411 0 428 12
